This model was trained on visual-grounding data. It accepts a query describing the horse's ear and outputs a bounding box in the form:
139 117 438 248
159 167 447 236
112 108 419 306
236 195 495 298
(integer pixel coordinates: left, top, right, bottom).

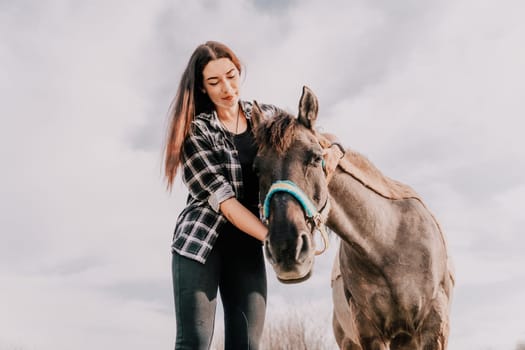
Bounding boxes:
298 86 319 130
251 100 263 129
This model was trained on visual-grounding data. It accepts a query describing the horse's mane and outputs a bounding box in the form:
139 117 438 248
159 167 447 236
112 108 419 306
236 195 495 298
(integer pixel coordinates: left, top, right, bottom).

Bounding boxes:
255 112 421 201
316 133 421 201
254 112 298 155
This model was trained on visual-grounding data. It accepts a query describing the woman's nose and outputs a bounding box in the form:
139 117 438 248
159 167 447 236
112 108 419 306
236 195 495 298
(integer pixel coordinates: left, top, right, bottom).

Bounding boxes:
222 80 233 94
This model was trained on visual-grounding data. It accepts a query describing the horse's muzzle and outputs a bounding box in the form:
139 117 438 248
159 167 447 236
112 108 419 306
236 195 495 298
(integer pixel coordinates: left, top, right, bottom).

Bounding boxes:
264 232 315 283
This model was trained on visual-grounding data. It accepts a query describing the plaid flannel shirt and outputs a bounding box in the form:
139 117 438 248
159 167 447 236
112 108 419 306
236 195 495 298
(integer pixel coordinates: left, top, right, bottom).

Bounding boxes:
172 100 280 263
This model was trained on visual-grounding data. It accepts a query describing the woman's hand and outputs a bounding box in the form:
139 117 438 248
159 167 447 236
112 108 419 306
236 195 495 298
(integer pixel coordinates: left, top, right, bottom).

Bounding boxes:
219 198 268 241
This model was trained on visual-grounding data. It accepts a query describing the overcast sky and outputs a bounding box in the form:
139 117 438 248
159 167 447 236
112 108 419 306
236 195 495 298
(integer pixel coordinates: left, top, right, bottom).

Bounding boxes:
1 0 525 349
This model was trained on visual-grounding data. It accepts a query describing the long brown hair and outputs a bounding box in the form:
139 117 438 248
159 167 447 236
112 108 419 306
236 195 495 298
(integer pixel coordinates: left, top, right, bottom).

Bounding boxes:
164 41 242 190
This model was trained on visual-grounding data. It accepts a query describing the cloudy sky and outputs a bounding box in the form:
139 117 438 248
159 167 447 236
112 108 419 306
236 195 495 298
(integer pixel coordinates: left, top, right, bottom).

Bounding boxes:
1 0 524 349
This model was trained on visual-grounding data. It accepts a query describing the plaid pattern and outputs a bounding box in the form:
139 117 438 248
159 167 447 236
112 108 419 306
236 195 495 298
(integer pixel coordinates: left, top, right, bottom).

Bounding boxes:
172 100 280 263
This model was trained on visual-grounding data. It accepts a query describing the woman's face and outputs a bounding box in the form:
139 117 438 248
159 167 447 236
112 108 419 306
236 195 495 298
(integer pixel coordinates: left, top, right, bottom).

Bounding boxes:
202 58 240 110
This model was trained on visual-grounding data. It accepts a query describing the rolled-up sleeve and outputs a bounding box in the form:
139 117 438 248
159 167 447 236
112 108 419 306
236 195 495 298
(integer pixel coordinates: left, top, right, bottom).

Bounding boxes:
208 184 234 212
182 128 235 212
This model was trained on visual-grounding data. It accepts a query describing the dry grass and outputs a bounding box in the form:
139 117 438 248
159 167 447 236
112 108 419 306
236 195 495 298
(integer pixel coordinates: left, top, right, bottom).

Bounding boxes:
261 309 335 350
211 305 338 350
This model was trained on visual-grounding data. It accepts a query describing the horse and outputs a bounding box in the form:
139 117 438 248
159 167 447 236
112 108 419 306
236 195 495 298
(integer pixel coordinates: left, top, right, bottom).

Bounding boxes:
250 86 455 349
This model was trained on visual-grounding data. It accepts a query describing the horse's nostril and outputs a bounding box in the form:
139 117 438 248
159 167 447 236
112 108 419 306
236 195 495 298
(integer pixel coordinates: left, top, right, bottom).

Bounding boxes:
295 232 311 263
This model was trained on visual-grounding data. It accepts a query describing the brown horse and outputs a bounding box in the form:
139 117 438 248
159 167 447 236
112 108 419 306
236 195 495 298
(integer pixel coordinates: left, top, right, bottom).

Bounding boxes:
251 87 454 349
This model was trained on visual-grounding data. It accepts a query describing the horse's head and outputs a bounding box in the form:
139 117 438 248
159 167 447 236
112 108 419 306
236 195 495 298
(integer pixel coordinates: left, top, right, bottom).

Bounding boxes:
252 86 330 283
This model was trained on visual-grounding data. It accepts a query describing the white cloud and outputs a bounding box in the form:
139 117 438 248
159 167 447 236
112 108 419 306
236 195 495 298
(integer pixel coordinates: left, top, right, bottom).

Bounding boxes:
2 0 525 348
0 269 172 349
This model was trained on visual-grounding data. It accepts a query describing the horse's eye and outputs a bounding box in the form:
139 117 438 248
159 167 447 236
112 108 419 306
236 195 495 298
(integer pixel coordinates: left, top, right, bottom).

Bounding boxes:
308 153 323 166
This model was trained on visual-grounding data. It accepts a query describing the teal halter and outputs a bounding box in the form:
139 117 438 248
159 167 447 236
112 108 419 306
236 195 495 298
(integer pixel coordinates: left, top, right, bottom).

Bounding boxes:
262 180 319 221
262 180 330 255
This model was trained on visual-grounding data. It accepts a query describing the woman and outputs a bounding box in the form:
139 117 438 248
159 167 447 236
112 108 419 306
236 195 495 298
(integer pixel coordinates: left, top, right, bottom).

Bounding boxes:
164 41 342 350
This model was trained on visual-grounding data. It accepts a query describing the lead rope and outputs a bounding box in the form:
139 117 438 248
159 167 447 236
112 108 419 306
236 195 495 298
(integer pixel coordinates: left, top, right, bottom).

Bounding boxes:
313 219 329 255
313 200 330 255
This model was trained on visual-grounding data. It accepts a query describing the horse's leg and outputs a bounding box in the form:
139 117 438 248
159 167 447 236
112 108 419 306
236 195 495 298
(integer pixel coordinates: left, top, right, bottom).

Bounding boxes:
332 273 361 349
332 311 345 348
332 319 388 350
389 333 419 350
415 289 450 350
359 338 388 350
333 312 361 350
417 312 448 350
341 308 389 350
331 249 390 350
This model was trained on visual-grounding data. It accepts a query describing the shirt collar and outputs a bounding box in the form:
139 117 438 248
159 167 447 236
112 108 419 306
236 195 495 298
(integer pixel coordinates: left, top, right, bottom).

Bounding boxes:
195 100 253 132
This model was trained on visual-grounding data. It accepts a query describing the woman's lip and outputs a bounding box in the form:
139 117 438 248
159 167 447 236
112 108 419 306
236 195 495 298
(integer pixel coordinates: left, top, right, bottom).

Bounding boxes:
222 96 234 101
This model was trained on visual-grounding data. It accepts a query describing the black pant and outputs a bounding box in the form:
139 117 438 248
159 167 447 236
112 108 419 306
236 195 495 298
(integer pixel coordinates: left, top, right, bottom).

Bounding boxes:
172 224 267 350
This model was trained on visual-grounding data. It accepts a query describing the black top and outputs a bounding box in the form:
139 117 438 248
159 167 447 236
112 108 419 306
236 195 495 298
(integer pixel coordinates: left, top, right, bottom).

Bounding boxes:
233 123 259 216
216 122 262 248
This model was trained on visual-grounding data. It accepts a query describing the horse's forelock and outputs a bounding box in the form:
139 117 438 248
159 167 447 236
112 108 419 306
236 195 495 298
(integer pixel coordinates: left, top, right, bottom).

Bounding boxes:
255 112 298 155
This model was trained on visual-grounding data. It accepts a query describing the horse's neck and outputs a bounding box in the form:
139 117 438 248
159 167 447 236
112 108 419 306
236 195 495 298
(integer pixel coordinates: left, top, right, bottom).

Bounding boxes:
326 169 398 255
